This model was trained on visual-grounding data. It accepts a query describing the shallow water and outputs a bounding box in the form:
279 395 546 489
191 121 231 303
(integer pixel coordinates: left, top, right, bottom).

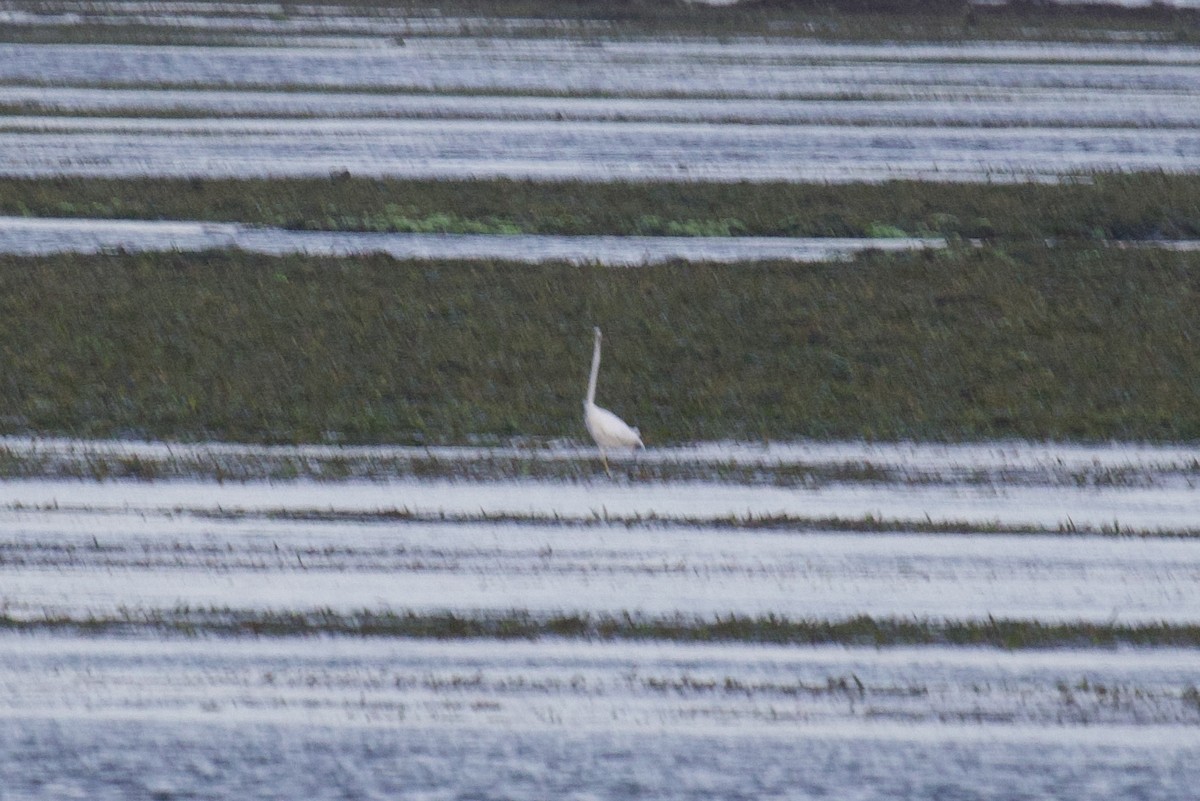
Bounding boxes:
3 33 1200 180
6 40 1200 94
3 116 1195 181
3 470 1196 529
1 439 1200 624
3 717 1196 801
3 438 1198 796
0 216 944 263
4 506 1200 622
2 635 1200 799
3 636 1199 732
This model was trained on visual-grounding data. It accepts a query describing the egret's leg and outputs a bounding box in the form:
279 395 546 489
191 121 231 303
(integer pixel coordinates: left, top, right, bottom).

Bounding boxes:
601 448 611 478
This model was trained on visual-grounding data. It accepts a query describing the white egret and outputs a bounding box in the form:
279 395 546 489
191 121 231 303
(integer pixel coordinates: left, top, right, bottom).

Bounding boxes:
585 326 643 476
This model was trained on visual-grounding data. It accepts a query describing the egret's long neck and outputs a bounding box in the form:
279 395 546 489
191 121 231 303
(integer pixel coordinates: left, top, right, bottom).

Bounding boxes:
586 335 601 406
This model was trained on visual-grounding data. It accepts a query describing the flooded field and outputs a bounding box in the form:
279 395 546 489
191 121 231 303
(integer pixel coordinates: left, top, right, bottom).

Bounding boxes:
2 32 1200 180
2 438 1200 798
5 482 1200 622
5 2 1200 797
7 116 1198 181
3 716 1196 801
2 637 1200 800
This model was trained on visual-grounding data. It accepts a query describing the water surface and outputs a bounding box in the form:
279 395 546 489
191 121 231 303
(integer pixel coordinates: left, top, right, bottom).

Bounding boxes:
3 34 1199 181
0 216 943 263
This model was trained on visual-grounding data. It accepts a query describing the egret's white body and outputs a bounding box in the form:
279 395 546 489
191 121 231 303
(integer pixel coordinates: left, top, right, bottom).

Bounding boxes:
584 327 642 474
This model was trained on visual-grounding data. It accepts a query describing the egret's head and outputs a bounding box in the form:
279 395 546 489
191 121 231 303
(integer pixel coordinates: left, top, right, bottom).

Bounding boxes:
593 326 602 341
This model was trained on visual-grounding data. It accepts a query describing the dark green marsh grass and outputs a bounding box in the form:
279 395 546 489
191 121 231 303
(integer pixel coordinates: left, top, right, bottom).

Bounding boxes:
3 244 1200 444
5 607 1200 649
182 508 1200 538
2 443 1186 489
5 174 1200 241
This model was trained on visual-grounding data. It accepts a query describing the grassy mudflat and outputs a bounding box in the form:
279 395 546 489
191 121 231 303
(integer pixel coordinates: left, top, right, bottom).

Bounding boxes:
5 608 1200 649
2 244 1198 444
4 174 1200 240
3 445 1196 494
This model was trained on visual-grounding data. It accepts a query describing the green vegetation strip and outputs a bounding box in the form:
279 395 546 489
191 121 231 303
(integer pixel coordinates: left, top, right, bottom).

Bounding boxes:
0 447 895 484
199 508 1198 538
4 608 1199 649
4 174 1200 241
4 501 1191 536
3 244 1200 443
3 445 1186 487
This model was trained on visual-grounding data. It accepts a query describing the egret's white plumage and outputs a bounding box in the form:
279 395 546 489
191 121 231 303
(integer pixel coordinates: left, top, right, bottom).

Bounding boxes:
584 326 642 475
